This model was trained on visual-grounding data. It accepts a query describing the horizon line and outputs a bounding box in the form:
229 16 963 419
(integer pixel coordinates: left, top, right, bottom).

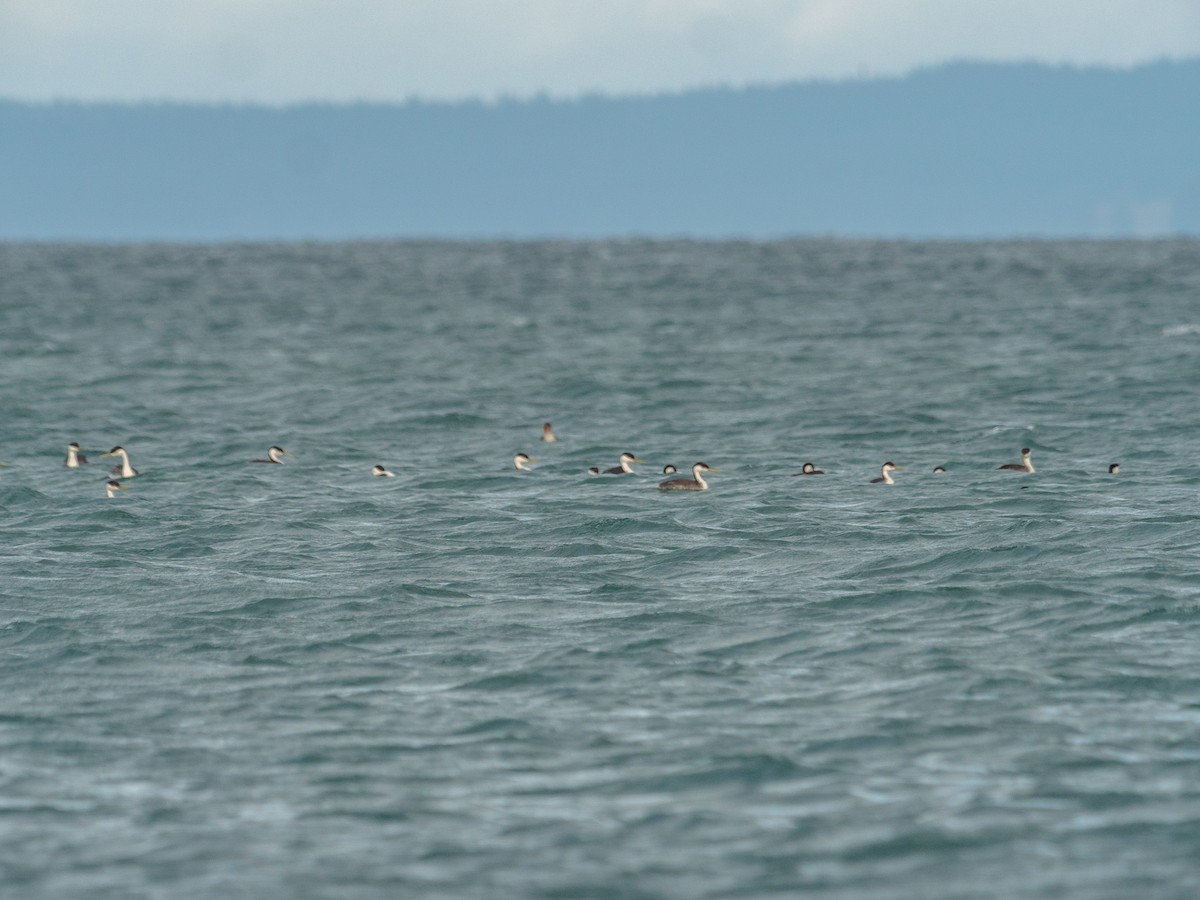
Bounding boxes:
2 55 1195 111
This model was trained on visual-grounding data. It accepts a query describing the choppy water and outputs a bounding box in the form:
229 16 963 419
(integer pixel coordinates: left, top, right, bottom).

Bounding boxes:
2 239 1200 898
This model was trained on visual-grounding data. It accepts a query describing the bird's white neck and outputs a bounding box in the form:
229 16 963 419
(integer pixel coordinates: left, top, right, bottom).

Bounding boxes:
113 450 133 476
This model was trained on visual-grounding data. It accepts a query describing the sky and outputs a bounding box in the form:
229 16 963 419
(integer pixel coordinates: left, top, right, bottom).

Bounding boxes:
1 0 1198 105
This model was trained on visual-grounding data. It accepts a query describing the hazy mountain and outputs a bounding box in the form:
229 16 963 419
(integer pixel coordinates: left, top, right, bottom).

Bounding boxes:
2 60 1197 240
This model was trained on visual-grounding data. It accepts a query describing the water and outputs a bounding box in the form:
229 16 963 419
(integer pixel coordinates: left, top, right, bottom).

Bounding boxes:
1 239 1199 898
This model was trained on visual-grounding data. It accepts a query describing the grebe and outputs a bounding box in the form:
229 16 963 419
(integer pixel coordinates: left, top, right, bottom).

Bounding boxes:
514 453 536 471
251 446 291 464
1108 463 1120 474
372 465 395 477
659 462 719 491
64 442 88 467
792 462 824 475
105 480 126 498
588 467 601 476
99 446 138 478
998 448 1035 473
870 461 903 484
541 422 557 442
602 452 643 475
662 464 677 475
932 466 946 474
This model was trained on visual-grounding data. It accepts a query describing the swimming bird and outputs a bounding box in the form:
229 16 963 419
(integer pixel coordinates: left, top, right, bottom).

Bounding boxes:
998 448 1035 473
251 446 291 464
659 462 719 491
602 452 643 475
372 465 395 477
105 480 126 498
1108 463 1120 474
662 464 678 475
870 461 903 484
932 466 947 474
792 462 824 475
514 453 536 471
64 442 88 467
541 422 557 442
587 467 601 476
99 446 138 478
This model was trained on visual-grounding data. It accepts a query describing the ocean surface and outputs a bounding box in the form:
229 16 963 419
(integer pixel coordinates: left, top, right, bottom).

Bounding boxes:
1 238 1199 899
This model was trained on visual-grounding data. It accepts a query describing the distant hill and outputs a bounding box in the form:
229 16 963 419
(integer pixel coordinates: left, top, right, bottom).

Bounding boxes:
2 60 1198 240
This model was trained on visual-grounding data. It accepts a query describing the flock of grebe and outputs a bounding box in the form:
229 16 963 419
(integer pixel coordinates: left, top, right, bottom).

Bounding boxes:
58 444 141 487
46 427 1117 499
511 427 1120 492
54 443 297 497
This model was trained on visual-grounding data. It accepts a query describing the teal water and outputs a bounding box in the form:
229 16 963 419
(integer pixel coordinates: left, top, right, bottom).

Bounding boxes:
2 239 1200 898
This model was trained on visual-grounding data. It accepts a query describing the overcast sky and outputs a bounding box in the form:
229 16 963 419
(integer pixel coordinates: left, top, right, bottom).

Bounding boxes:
2 0 1198 105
